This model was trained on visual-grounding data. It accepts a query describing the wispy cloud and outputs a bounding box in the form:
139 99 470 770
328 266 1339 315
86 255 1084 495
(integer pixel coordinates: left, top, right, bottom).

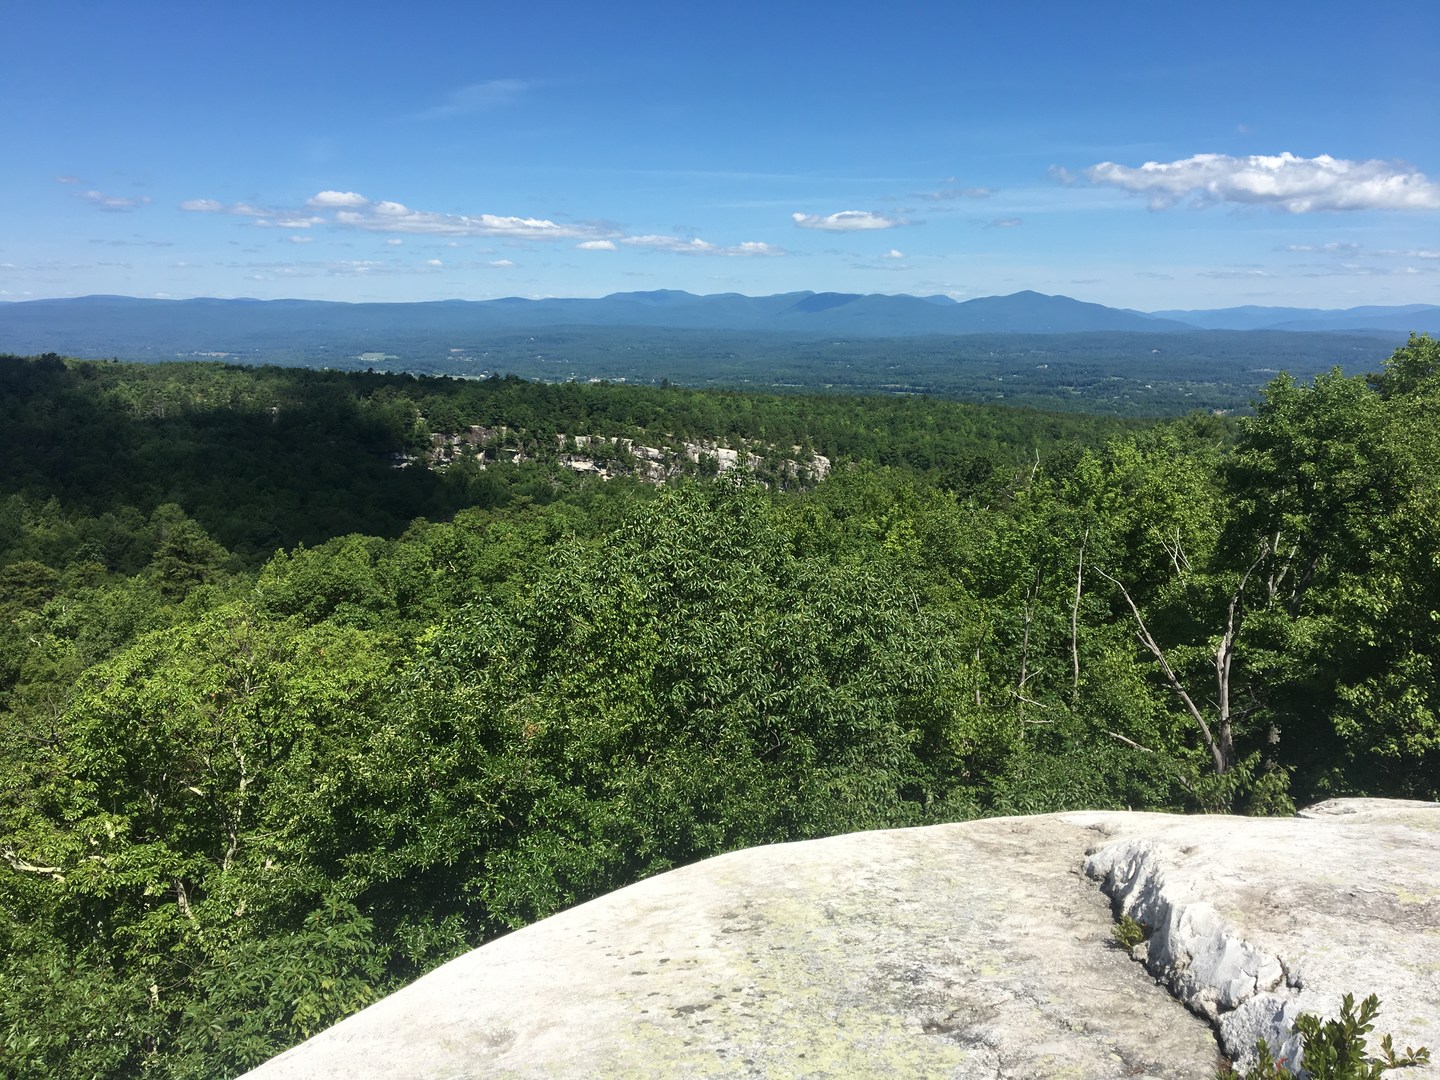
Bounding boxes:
183 189 613 242
181 188 785 253
180 198 277 217
915 186 993 201
792 210 907 231
90 238 174 248
80 189 151 211
419 79 529 119
1199 268 1273 279
985 217 1023 228
181 198 325 230
621 235 784 257
1085 152 1440 212
1281 241 1363 254
1283 241 1440 259
334 199 607 240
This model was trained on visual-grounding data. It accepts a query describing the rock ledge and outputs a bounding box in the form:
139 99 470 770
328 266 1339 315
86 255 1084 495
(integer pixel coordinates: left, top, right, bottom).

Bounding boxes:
242 800 1439 1079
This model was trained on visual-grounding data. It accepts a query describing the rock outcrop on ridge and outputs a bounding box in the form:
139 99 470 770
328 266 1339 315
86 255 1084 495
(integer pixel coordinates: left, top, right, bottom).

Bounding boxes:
242 799 1439 1079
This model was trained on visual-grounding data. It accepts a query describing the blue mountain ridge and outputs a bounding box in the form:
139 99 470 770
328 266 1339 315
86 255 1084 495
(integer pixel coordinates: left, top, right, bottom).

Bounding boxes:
2 291 1436 353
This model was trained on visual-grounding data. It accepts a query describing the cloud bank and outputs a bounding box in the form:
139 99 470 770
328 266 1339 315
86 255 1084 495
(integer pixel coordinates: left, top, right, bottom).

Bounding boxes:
1085 152 1440 212
333 200 602 240
177 190 787 256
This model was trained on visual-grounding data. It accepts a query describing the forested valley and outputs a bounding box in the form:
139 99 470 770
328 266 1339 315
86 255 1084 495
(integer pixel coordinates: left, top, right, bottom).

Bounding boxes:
3 339 1438 1078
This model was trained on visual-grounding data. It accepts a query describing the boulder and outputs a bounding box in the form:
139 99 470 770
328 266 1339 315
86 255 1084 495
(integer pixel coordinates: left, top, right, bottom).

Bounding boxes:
242 800 1439 1079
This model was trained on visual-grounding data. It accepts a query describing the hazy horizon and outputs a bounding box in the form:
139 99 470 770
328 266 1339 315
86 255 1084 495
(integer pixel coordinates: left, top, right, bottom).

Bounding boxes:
4 1 1437 310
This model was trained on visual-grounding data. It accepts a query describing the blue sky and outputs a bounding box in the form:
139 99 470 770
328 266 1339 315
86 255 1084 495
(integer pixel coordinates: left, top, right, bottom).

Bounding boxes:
3 0 1438 309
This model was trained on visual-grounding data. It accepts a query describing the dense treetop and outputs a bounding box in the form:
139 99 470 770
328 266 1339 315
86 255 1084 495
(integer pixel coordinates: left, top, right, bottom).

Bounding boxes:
2 339 1436 1077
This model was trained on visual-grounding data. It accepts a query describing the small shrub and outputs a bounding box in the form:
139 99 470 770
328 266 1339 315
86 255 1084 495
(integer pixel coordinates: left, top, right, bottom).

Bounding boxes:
1223 993 1430 1079
1112 914 1148 949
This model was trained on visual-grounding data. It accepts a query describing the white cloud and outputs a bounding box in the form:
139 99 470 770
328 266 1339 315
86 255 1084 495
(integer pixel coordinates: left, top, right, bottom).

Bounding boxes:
80 189 151 211
419 79 529 119
792 210 906 231
577 239 618 251
307 190 369 208
289 235 313 244
55 175 80 184
622 234 784 257
386 238 404 246
884 249 905 259
1084 152 1440 212
986 217 1023 228
489 259 515 267
179 198 224 212
426 258 444 266
266 216 324 229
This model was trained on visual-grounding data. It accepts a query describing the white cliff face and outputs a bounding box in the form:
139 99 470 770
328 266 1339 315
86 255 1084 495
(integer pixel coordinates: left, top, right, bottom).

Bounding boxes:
241 801 1439 1080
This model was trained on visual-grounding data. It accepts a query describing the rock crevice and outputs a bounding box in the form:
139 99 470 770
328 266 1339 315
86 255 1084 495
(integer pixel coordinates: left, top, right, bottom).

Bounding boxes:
1080 798 1439 1074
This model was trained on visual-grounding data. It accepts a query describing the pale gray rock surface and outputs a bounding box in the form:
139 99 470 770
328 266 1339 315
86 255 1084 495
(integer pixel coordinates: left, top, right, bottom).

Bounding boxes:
1082 799 1440 1074
241 801 1439 1080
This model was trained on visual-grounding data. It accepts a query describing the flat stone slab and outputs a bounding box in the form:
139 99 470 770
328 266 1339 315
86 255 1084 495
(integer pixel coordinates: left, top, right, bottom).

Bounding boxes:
242 800 1439 1079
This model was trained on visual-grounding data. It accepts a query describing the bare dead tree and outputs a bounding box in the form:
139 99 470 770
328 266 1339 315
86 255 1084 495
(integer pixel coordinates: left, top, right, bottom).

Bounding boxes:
1015 568 1041 726
1095 546 1267 776
1071 527 1088 698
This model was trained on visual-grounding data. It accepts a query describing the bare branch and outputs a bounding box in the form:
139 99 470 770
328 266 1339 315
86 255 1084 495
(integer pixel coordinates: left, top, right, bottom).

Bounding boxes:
1014 694 1053 713
1103 732 1198 796
1095 565 1227 774
1159 526 1192 582
1104 730 1156 754
2 847 64 877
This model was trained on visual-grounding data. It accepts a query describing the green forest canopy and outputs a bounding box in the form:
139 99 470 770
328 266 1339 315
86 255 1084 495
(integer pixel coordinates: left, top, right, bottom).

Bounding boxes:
2 337 1437 1077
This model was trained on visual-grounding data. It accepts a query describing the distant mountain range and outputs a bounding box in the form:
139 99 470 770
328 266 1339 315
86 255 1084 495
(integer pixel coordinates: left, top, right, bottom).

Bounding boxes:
3 290 1437 353
5 289 1429 414
1147 303 1440 335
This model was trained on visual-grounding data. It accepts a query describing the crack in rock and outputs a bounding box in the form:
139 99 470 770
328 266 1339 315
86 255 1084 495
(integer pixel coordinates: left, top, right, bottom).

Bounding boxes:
1085 839 1303 1072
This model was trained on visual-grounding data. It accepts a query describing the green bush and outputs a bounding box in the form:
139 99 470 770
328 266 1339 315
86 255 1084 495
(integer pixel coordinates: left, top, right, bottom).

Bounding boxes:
1224 993 1430 1079
1111 914 1148 949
